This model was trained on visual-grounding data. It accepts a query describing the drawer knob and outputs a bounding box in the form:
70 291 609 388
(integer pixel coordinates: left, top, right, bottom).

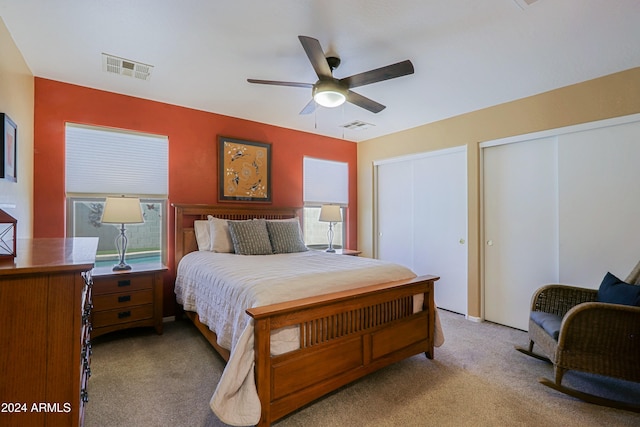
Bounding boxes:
118 310 132 319
118 295 131 303
117 279 131 287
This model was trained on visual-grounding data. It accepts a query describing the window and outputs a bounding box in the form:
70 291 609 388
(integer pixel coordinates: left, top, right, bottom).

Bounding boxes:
65 124 168 267
302 157 348 250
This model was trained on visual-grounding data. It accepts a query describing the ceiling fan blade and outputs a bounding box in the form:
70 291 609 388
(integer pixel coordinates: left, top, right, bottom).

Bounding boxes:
299 99 317 115
346 90 386 113
298 35 332 79
247 79 313 88
340 60 414 89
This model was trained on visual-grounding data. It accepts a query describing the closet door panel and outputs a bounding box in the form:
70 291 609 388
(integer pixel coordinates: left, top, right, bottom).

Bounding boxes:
558 121 640 286
483 137 559 330
377 161 414 270
413 149 468 314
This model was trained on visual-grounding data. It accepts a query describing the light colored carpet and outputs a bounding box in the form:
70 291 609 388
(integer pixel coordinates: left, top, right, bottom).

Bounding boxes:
85 310 640 426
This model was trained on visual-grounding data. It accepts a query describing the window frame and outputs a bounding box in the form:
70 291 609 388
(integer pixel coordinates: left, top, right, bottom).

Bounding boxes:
302 157 349 250
64 123 169 267
65 196 167 267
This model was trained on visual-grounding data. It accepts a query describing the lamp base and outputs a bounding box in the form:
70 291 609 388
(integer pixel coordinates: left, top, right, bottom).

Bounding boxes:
112 263 132 271
325 248 336 253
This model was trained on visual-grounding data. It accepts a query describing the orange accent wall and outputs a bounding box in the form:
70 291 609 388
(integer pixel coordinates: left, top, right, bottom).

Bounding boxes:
34 78 357 315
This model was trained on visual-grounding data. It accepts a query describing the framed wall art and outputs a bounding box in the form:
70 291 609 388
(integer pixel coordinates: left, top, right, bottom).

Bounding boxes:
218 136 271 202
1 113 17 182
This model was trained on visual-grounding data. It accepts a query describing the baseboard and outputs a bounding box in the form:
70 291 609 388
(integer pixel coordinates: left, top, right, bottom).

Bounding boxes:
163 316 176 323
466 315 482 323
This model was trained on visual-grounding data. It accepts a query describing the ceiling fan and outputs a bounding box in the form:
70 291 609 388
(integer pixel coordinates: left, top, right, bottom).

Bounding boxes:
247 35 414 114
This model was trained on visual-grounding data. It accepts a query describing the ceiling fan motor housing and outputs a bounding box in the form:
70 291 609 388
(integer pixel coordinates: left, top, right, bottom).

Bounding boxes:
313 79 347 107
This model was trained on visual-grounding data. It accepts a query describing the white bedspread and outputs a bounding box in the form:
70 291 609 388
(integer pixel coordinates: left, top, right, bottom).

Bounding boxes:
174 250 433 426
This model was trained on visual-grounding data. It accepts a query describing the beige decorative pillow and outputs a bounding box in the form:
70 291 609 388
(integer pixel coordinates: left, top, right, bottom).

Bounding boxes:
207 215 234 253
194 220 211 251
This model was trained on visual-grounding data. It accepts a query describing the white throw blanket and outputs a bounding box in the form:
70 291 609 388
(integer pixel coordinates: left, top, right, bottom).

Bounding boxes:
175 250 436 426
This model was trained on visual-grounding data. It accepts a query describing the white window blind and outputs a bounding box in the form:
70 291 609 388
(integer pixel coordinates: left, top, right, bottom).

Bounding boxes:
303 157 348 205
65 124 168 196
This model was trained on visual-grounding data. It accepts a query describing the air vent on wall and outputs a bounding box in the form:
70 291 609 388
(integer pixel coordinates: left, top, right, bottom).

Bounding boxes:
102 53 154 81
340 120 375 131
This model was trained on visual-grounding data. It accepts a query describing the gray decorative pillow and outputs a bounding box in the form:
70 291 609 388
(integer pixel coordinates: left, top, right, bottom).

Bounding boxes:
227 219 273 255
266 219 308 254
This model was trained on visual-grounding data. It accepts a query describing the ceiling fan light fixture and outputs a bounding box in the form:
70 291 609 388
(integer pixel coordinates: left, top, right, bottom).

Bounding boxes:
313 81 347 108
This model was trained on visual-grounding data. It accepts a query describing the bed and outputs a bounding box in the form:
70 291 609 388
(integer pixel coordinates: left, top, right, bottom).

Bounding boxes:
173 204 441 426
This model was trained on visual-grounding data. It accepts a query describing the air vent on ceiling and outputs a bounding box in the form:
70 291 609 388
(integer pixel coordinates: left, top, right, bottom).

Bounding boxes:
340 120 375 131
102 53 154 81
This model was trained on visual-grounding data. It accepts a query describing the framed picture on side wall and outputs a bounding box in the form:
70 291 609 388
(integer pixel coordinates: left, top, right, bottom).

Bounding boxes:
1 113 17 182
218 136 271 202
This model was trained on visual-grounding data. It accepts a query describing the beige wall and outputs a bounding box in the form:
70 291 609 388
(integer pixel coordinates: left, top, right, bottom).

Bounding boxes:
0 17 34 237
357 67 640 318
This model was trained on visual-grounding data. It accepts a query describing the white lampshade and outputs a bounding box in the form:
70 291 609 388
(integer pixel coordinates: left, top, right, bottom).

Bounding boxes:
313 81 347 108
319 205 342 223
101 196 144 224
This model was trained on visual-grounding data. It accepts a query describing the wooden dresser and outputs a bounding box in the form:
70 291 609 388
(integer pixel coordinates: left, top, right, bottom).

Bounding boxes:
0 238 98 427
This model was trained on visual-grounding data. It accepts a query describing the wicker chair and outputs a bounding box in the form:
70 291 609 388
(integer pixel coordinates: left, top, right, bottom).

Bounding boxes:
517 262 640 411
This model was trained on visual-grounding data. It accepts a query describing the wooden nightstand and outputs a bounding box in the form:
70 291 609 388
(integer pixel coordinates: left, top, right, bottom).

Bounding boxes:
91 263 166 338
334 248 362 256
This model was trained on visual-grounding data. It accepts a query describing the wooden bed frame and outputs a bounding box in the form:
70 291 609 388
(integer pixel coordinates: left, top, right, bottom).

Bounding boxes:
173 204 439 426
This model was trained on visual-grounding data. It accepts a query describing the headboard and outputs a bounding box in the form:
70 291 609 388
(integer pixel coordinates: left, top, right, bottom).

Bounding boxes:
173 204 302 270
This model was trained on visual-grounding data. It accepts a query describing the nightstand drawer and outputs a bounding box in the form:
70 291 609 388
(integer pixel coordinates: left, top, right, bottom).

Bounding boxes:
93 289 153 311
92 304 154 328
93 274 154 295
91 264 166 338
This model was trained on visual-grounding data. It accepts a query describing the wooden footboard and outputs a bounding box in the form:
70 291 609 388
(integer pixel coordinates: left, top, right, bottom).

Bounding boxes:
247 274 438 426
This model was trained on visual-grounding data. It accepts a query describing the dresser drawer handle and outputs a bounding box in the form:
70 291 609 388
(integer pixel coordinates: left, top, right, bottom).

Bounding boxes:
117 279 131 287
82 342 92 359
118 311 131 319
118 295 131 303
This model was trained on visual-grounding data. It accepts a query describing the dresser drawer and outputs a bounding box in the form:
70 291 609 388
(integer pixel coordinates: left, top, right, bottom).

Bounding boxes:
93 274 154 295
92 304 154 328
93 289 153 311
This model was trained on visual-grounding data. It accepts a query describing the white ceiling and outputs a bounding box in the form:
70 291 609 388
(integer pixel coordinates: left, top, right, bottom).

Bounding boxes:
1 0 639 142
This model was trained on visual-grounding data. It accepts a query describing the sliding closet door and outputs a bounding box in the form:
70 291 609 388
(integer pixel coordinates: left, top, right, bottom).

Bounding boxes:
483 138 559 330
412 148 467 314
377 147 468 315
377 160 414 268
558 120 640 286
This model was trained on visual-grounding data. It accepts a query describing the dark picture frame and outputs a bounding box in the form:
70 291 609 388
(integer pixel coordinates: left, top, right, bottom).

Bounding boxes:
1 113 17 182
218 136 271 202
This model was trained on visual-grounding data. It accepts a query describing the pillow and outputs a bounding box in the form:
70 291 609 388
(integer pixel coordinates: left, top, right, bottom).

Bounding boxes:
207 215 233 253
597 272 640 306
227 218 273 255
266 219 308 254
194 220 211 251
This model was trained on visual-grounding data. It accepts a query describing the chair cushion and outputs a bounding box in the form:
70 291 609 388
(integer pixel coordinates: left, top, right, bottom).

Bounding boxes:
597 272 640 307
530 311 562 340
